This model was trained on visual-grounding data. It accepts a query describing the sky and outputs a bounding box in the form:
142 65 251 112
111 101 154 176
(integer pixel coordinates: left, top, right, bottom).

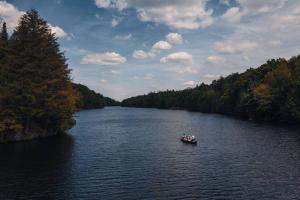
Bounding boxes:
1 0 300 101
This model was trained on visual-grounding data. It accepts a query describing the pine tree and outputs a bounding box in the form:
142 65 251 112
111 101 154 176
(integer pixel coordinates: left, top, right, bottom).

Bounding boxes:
1 22 8 41
0 10 76 138
0 20 17 136
0 21 8 59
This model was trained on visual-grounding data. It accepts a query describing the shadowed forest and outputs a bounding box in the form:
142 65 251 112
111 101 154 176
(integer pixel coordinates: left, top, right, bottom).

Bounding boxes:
0 10 116 141
122 56 300 123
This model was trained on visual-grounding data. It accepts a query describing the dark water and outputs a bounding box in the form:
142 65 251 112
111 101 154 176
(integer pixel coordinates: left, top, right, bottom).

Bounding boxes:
1 107 300 200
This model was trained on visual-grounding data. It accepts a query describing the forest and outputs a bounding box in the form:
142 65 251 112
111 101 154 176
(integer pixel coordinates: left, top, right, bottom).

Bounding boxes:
0 10 116 142
122 56 300 123
73 83 119 109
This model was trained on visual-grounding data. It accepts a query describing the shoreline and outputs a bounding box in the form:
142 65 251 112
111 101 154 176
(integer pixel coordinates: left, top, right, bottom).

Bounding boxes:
0 129 64 144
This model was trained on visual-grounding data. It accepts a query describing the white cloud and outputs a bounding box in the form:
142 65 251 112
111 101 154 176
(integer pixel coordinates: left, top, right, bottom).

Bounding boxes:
160 52 193 64
0 1 67 38
176 67 198 74
209 2 300 74
63 47 88 56
222 7 242 23
95 0 214 30
133 33 183 59
203 74 220 79
132 50 148 59
0 1 24 31
207 56 225 64
160 52 196 74
111 70 121 74
95 0 127 11
152 41 172 50
164 66 197 74
111 18 118 27
237 0 287 15
95 0 111 8
137 1 213 30
268 40 282 47
143 73 153 80
183 80 197 87
221 0 288 24
100 79 108 83
81 52 127 65
50 25 67 38
213 41 258 54
115 33 132 40
270 8 300 29
114 0 127 11
166 32 183 45
66 33 75 41
111 17 122 27
220 0 230 6
146 51 156 58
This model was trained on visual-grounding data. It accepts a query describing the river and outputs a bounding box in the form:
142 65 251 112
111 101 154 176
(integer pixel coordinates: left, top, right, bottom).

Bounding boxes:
1 107 300 199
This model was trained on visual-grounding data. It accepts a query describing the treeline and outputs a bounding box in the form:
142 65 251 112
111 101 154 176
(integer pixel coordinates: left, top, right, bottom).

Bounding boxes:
0 10 116 142
122 56 300 123
73 83 119 109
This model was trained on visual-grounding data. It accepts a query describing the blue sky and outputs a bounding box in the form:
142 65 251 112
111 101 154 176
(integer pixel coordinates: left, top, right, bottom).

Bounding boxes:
1 0 300 100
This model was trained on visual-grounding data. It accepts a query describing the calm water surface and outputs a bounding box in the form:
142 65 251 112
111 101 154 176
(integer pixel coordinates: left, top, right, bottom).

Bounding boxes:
1 107 300 199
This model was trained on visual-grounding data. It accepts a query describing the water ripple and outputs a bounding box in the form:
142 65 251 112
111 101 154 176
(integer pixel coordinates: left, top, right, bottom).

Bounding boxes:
0 107 300 199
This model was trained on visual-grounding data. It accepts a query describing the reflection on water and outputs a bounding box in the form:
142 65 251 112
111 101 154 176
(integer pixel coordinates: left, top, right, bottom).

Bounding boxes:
0 134 74 199
0 107 300 200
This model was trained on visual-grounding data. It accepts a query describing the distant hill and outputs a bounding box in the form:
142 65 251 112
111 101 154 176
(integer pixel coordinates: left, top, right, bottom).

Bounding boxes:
122 55 300 123
73 83 119 110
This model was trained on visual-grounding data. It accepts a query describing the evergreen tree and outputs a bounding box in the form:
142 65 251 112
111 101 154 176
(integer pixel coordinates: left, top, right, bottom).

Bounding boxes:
0 20 18 135
0 21 8 59
1 22 8 41
0 10 76 137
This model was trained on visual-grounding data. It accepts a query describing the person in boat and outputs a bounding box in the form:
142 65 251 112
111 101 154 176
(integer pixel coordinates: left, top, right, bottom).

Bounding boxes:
181 134 197 143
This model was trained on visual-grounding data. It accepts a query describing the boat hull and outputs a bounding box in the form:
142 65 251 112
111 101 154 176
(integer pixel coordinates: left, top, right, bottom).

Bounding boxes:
181 138 197 144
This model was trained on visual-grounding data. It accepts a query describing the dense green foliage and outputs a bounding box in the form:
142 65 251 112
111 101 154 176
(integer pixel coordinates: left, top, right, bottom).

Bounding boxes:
73 83 119 109
122 56 300 122
0 10 76 136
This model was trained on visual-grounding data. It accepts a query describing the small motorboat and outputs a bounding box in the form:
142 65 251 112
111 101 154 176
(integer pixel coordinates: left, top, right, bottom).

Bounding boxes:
181 134 197 144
